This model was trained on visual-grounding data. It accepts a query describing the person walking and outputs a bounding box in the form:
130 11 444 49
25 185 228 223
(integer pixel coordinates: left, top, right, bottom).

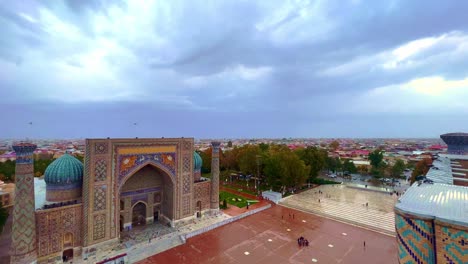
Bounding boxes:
364 241 366 248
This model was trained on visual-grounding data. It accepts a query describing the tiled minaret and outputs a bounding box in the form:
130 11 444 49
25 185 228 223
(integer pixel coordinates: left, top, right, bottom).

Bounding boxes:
10 143 37 264
210 142 221 211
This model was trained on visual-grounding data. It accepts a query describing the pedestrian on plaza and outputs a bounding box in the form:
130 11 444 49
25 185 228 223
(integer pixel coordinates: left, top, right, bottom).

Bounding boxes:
366 202 368 207
306 240 309 247
318 199 320 203
289 213 291 218
364 241 366 248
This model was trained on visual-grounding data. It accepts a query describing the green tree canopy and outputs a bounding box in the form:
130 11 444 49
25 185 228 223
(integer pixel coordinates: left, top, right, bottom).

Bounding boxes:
295 147 327 178
263 148 310 194
238 145 261 175
391 159 406 178
368 150 384 168
342 159 357 173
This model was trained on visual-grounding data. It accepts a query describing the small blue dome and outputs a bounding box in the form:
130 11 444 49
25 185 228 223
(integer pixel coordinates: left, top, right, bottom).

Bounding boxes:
44 154 83 185
193 151 202 171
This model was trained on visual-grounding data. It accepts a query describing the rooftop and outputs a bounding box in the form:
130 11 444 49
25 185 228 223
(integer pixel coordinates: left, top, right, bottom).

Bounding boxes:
395 182 468 227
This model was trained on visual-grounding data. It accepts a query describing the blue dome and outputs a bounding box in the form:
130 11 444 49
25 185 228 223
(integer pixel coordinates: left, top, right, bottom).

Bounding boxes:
44 154 83 185
193 151 202 171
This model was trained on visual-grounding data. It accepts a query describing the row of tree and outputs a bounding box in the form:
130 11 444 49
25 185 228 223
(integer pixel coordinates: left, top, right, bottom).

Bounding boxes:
198 144 362 194
368 149 406 179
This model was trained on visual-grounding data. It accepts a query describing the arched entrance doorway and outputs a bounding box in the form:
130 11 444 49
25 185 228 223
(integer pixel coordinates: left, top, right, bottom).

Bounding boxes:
132 202 146 226
119 163 175 230
62 248 73 262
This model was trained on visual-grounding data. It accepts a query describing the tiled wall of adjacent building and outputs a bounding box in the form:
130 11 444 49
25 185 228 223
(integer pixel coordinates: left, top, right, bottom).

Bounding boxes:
395 212 468 264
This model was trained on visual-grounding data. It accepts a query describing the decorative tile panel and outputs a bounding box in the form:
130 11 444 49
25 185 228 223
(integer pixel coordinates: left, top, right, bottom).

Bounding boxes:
94 185 107 211
93 214 106 241
94 159 107 182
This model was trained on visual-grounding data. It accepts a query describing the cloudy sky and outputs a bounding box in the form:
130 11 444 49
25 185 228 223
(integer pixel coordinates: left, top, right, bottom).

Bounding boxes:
1 0 468 139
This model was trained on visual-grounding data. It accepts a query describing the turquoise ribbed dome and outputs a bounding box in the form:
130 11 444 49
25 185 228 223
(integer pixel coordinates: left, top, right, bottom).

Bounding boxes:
193 151 202 171
44 154 83 185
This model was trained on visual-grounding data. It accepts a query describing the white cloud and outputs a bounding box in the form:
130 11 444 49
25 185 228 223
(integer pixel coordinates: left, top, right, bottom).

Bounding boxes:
347 76 468 114
319 31 468 76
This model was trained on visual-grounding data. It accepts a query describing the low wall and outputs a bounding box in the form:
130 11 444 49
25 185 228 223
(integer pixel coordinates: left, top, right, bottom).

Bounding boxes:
184 204 271 240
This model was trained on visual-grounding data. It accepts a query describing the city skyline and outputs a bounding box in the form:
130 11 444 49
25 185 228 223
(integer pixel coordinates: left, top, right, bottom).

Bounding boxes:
1 1 468 139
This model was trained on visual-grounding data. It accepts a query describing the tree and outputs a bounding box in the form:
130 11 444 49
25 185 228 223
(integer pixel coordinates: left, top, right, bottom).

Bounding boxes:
227 141 233 148
295 147 327 178
0 202 8 233
410 158 432 184
342 159 357 174
263 148 309 194
368 150 384 168
391 159 405 179
329 140 340 151
238 145 261 175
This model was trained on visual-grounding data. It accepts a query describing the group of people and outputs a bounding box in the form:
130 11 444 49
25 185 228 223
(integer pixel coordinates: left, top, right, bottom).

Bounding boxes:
297 236 309 247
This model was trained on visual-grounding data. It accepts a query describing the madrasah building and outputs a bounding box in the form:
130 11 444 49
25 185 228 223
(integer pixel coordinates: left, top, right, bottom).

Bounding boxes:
10 138 220 264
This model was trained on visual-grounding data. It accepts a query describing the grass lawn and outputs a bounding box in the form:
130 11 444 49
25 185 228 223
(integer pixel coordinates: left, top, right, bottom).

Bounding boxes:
222 184 258 196
219 191 258 208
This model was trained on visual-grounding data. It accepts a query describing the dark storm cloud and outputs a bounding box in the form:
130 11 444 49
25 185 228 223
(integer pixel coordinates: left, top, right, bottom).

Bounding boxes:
1 0 467 138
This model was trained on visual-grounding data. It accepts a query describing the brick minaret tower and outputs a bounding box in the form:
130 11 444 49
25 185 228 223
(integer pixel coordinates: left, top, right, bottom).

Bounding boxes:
11 143 37 264
210 142 221 211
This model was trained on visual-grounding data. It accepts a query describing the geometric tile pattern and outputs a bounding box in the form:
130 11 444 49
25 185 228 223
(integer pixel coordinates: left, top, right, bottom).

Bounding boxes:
210 147 220 209
93 214 106 241
11 172 37 256
94 185 107 211
182 155 191 194
395 214 435 264
36 205 82 257
117 153 177 186
95 142 108 154
193 181 211 211
437 225 468 264
182 195 191 216
11 143 37 263
94 159 107 182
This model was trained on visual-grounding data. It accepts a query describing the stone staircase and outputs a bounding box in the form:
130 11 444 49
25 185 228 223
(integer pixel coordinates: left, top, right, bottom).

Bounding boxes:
280 185 397 236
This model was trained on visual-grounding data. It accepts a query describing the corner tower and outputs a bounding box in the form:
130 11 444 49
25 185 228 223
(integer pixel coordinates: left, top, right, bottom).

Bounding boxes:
210 142 221 211
11 142 37 264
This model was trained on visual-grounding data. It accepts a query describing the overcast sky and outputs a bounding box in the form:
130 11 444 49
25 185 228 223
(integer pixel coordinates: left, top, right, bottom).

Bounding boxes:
1 0 468 139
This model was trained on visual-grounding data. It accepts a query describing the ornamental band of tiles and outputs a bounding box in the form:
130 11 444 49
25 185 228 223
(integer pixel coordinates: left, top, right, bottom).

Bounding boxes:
11 138 217 263
11 143 37 264
210 141 221 211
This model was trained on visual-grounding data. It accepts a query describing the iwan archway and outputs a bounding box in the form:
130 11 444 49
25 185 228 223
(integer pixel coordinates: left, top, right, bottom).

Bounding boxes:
119 163 175 231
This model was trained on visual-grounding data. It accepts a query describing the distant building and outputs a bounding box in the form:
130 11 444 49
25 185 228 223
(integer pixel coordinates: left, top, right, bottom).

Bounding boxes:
440 132 468 155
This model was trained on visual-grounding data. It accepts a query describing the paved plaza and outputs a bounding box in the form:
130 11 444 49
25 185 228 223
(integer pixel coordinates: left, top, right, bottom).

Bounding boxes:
280 185 398 235
138 205 397 264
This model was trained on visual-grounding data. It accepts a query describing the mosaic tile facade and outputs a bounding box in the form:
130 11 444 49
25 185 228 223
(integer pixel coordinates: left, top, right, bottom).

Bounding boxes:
193 181 211 211
94 159 107 182
395 213 435 263
93 185 107 211
36 205 82 258
395 210 468 264
435 222 468 264
11 144 37 263
210 142 221 210
93 214 106 241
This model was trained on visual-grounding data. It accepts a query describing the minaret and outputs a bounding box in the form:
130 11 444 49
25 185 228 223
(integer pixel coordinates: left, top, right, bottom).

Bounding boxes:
210 142 221 212
10 143 37 264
